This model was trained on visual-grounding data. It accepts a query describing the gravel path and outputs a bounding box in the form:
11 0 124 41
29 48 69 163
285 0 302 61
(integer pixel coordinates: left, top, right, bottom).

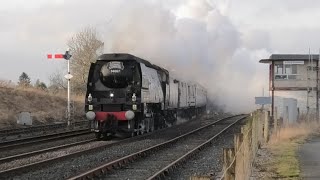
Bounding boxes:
2 115 229 180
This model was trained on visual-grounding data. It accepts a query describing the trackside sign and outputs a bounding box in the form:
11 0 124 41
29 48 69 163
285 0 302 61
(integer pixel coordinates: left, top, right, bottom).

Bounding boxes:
255 97 271 105
283 61 304 65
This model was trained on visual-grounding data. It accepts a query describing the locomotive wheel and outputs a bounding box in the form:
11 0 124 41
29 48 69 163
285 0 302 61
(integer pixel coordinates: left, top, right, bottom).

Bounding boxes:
95 132 102 140
140 130 144 135
150 118 154 132
103 134 112 140
131 131 136 137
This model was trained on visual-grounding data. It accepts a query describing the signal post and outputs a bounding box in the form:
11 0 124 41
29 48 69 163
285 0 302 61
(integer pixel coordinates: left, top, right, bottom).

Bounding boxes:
47 50 73 126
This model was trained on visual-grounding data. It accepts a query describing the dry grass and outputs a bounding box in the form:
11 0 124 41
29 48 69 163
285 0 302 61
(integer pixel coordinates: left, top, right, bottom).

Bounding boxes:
0 80 15 88
267 121 320 179
269 122 319 145
0 80 85 128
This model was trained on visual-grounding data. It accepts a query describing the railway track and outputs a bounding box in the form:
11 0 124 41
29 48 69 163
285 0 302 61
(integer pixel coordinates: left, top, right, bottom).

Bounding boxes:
0 138 95 164
0 114 232 179
0 120 90 139
0 129 91 152
0 130 152 179
69 115 247 180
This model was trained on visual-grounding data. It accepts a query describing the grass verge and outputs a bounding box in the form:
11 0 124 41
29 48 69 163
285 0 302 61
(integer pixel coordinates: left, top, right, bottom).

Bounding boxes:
0 81 85 128
269 139 302 179
267 122 319 179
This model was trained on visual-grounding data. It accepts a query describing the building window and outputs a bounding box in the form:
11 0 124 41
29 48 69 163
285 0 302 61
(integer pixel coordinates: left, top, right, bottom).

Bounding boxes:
275 64 283 74
291 64 298 74
274 64 298 80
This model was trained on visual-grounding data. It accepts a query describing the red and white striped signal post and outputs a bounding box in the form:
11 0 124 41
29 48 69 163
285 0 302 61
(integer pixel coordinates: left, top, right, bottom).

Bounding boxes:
47 50 73 126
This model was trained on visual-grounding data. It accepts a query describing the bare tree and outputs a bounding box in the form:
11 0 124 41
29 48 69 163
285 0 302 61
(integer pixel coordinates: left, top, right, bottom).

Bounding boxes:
48 70 67 91
35 79 48 90
67 27 104 93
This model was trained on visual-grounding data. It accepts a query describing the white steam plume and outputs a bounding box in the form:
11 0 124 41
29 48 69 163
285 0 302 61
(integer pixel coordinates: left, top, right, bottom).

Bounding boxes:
103 0 270 113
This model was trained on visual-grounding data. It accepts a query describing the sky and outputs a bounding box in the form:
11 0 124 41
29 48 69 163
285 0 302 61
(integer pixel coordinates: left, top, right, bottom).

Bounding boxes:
1 0 320 113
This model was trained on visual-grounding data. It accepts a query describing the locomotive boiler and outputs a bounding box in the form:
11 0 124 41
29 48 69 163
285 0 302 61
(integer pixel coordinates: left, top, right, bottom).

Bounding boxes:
85 53 207 139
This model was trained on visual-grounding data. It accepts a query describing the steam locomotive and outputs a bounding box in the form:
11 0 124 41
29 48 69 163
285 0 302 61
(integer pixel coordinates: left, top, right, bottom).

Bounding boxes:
85 53 207 139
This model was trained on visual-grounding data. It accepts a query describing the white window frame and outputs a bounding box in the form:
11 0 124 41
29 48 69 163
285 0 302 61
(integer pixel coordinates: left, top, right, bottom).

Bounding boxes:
274 64 299 80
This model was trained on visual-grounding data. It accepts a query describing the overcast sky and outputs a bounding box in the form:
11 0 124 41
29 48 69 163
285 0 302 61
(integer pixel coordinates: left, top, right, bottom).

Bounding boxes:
1 0 320 112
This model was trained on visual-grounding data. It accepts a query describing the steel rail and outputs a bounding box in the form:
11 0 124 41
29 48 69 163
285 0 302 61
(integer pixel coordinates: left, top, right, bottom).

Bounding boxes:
0 139 95 164
0 120 173 178
0 129 91 151
147 115 247 179
67 115 246 180
0 115 235 179
0 120 89 136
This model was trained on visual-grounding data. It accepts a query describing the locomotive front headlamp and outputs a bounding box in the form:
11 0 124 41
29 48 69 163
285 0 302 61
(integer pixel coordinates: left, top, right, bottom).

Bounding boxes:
132 93 136 102
110 93 114 98
88 105 93 111
132 104 137 111
88 93 92 103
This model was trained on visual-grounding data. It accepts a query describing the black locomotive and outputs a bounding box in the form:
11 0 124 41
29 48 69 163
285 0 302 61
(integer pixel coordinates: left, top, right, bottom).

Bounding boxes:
85 53 207 139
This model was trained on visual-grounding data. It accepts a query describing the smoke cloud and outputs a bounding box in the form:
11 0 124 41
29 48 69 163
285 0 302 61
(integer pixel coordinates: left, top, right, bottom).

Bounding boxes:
101 0 269 113
4 0 320 113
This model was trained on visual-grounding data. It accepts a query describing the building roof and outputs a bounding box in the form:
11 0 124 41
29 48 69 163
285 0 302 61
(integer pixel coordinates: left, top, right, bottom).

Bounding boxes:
259 54 320 63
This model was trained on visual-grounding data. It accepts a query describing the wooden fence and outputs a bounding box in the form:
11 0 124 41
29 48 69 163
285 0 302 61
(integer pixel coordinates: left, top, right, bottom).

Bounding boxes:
220 110 269 180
